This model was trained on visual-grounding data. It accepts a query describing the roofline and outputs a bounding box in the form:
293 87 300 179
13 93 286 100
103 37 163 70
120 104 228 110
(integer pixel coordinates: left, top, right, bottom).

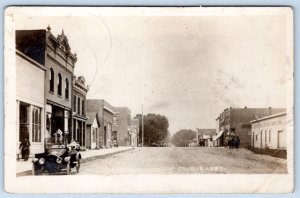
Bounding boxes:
16 50 48 71
250 112 287 123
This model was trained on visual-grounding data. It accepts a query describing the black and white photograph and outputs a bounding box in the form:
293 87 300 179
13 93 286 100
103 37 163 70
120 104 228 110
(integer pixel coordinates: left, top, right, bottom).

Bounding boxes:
4 6 294 193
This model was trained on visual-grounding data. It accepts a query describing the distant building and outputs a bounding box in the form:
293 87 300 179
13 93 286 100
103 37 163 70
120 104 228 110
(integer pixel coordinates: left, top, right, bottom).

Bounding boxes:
114 107 131 146
250 112 287 150
16 50 47 157
87 99 116 148
214 107 286 147
196 129 216 147
130 118 139 147
72 76 89 148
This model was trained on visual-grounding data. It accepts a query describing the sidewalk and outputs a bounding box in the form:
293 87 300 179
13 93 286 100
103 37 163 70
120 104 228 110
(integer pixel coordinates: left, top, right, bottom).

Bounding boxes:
17 146 134 176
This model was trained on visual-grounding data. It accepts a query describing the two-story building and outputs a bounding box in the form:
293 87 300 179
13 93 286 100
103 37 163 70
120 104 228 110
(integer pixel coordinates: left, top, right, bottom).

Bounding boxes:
72 76 89 149
87 99 116 148
214 107 285 147
16 27 77 146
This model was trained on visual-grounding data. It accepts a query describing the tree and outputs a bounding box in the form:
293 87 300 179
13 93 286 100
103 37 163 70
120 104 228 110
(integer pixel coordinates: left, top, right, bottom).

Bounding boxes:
135 113 169 146
171 129 196 147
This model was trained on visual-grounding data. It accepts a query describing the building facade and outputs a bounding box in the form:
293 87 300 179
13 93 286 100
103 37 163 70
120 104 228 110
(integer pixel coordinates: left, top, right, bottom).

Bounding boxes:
87 99 116 148
72 76 89 149
130 118 139 147
214 107 285 147
196 129 216 147
250 112 287 150
114 107 131 146
16 50 47 157
86 112 100 149
16 28 77 145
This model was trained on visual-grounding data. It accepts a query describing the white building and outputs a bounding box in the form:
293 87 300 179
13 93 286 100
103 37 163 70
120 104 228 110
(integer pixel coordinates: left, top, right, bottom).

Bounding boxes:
16 50 47 157
250 112 286 150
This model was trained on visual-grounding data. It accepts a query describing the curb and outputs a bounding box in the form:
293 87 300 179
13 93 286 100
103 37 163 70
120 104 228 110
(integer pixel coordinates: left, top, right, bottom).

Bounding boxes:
16 147 135 176
80 147 135 163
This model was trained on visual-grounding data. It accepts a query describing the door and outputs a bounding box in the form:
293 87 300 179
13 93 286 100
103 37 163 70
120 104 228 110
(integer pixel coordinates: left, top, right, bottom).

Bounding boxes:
278 130 286 149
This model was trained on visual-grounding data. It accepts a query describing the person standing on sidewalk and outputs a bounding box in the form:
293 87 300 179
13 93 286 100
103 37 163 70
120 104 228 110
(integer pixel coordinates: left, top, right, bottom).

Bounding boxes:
19 138 30 161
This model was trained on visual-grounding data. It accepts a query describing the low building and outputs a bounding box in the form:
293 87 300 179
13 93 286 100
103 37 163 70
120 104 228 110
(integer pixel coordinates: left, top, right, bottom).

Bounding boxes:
72 76 89 149
86 112 100 149
16 50 47 157
214 107 285 148
250 112 287 150
87 99 116 148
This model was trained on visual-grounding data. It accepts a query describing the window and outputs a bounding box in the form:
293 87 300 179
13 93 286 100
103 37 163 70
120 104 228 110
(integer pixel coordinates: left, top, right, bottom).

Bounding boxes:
32 106 42 142
58 73 62 96
73 96 76 113
82 100 85 115
269 130 271 143
92 128 97 143
65 78 69 99
255 134 258 141
49 68 54 92
77 97 81 114
19 102 30 142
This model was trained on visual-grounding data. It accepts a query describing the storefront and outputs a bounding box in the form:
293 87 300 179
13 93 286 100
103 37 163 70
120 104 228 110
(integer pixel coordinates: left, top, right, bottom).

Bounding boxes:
16 50 46 157
46 103 72 143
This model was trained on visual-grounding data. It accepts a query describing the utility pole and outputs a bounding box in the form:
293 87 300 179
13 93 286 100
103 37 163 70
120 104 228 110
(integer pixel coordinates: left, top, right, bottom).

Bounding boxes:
142 104 144 147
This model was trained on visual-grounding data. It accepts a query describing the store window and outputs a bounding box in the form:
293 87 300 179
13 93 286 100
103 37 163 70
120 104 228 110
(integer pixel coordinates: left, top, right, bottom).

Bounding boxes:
19 102 30 142
58 73 62 96
32 106 42 142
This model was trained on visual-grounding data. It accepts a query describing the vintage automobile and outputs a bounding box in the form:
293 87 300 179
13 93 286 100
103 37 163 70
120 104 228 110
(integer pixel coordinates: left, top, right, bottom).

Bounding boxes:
32 138 81 175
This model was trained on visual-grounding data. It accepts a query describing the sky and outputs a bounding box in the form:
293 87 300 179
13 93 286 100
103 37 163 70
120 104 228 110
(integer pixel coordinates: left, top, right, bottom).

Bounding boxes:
11 7 290 134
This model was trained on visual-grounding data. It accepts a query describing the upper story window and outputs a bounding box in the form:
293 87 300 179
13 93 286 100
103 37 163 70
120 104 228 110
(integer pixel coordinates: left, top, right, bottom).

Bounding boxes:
81 99 85 115
77 97 81 115
65 78 69 99
73 96 76 113
49 68 54 93
57 73 62 96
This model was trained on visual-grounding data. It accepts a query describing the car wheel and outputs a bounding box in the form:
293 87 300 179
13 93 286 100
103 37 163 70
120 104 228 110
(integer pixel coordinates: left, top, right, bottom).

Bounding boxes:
76 160 80 173
66 162 71 175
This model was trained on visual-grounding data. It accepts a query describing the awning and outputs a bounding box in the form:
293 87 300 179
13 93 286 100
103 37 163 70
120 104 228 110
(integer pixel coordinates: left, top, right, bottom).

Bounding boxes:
213 130 224 141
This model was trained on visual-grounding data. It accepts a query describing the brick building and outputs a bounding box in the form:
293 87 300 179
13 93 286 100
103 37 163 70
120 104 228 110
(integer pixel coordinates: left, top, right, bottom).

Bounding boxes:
72 76 89 148
114 107 131 146
214 107 285 148
16 27 77 146
87 99 116 148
